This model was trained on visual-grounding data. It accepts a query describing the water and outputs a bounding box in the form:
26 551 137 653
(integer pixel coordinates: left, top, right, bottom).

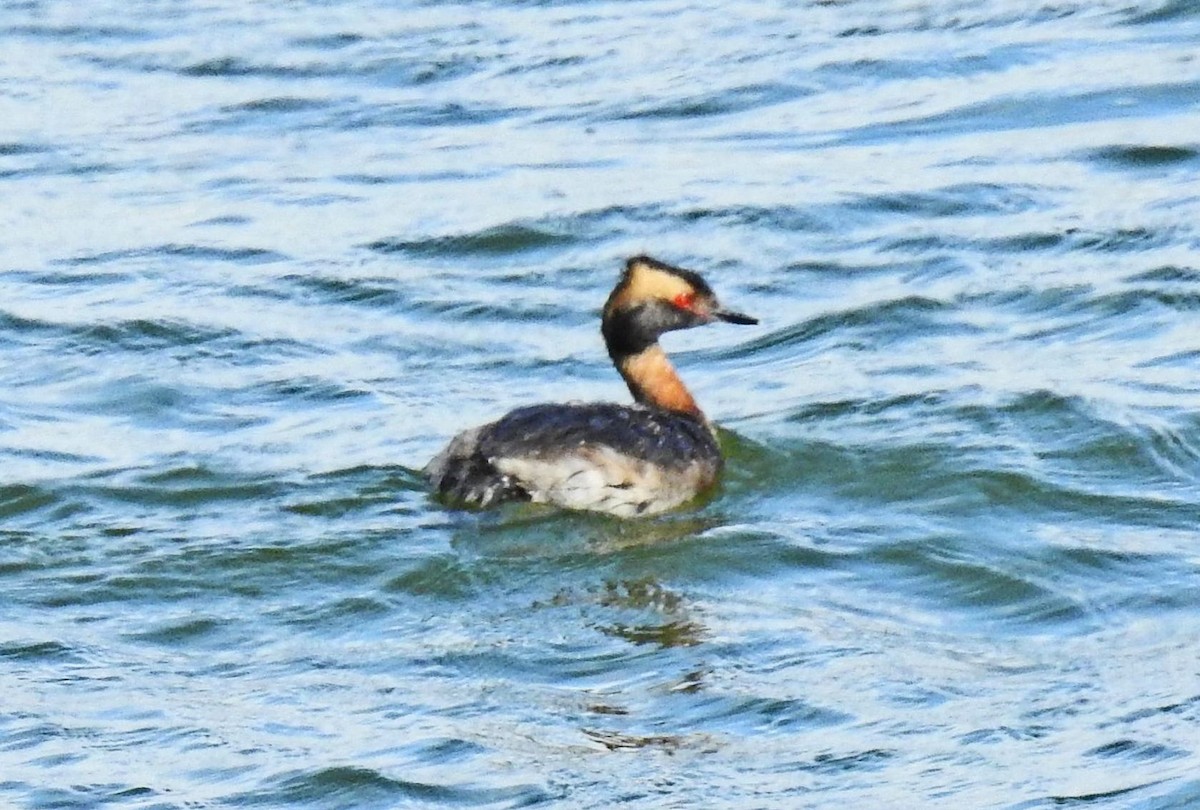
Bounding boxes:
3 0 1200 807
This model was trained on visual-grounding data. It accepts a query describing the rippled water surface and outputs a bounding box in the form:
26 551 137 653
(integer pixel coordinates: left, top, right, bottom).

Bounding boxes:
3 0 1200 807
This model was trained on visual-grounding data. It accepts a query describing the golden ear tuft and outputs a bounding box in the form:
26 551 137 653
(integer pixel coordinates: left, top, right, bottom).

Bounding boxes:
621 260 695 304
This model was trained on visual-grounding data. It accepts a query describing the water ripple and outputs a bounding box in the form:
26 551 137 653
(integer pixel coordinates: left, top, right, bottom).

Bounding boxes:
229 765 555 808
4 0 1200 807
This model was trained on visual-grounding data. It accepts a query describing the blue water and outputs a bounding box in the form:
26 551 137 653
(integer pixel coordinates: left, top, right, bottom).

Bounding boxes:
3 1 1200 807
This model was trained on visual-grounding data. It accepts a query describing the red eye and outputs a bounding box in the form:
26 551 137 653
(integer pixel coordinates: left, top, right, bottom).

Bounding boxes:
672 292 696 311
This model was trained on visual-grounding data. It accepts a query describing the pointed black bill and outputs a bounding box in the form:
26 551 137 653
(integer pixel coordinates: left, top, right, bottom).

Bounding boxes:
713 307 758 325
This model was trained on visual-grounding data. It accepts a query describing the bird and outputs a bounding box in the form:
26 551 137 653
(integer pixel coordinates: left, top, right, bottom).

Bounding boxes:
423 255 757 517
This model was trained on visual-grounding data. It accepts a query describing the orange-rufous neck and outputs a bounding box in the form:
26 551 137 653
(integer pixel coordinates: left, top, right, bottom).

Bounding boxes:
616 344 705 420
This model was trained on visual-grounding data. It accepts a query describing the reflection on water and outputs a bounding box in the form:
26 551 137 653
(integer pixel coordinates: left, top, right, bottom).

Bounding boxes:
594 577 707 649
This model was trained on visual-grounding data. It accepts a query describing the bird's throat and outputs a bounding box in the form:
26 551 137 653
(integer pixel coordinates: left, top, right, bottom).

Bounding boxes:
616 344 704 420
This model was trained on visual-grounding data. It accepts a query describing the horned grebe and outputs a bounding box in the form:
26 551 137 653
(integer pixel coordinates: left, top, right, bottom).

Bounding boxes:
424 255 757 517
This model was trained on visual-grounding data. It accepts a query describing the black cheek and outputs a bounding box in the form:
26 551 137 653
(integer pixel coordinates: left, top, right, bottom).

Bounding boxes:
603 305 658 356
